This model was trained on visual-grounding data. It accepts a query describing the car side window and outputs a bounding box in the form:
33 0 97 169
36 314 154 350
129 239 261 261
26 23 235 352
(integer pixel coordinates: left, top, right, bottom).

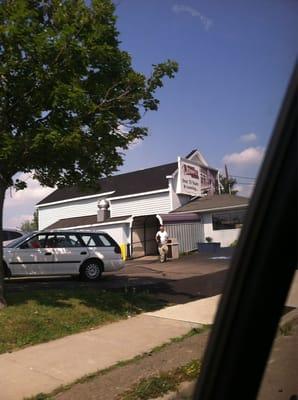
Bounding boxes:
68 234 83 247
54 235 69 248
46 234 58 248
20 234 47 249
45 234 82 248
80 234 97 247
97 234 113 247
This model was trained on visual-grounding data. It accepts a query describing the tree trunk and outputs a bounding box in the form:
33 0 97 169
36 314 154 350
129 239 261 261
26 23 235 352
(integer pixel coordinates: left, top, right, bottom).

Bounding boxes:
0 183 7 309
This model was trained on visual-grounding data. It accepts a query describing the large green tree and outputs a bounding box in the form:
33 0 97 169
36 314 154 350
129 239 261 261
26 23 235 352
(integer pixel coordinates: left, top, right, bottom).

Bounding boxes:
0 0 178 307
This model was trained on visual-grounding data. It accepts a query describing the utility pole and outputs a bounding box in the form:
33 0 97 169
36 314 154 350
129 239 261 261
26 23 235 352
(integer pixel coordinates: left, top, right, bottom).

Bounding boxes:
217 171 221 195
225 164 231 195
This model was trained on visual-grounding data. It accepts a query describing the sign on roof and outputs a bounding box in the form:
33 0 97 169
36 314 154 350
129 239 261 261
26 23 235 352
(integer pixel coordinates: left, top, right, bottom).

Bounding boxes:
176 157 201 196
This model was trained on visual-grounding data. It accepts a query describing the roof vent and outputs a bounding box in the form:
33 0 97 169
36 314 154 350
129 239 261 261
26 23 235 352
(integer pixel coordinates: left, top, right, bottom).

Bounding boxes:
97 199 110 222
98 199 109 210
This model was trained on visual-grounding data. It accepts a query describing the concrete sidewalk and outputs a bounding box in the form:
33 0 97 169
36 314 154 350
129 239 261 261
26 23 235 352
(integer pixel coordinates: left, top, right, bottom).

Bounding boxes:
1 271 297 400
0 292 220 400
146 295 221 325
0 314 199 400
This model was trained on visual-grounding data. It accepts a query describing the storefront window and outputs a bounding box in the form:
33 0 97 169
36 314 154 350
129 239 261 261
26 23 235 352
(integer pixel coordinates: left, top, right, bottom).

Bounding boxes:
212 210 246 230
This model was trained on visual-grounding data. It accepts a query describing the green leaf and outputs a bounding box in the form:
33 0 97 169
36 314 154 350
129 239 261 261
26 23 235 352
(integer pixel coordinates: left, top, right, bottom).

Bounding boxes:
0 0 178 191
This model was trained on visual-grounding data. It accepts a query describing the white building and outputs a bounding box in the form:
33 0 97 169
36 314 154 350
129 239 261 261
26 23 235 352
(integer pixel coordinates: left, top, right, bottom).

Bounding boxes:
36 149 248 258
169 194 248 247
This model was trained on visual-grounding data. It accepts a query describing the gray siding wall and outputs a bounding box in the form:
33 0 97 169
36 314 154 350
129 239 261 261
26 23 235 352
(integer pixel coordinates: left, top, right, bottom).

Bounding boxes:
165 222 204 253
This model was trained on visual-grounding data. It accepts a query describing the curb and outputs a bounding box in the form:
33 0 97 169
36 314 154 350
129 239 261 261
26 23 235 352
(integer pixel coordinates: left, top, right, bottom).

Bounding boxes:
155 307 298 400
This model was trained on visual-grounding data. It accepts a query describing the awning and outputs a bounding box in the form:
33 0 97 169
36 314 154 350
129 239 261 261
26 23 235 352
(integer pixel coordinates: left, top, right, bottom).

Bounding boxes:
158 213 202 224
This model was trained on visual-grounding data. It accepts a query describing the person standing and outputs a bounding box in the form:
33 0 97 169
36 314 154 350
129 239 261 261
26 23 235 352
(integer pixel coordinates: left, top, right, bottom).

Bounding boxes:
155 225 169 263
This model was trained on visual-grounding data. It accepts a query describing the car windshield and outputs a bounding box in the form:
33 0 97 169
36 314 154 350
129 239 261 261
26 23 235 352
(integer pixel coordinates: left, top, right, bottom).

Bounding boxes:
4 232 34 248
0 2 297 400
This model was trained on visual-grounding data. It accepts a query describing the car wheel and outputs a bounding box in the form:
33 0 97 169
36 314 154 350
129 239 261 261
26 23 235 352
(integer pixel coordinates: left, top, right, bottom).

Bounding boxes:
81 260 102 281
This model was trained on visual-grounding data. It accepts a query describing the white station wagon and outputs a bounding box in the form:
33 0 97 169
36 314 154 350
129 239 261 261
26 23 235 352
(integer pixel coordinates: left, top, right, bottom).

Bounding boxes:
3 230 124 280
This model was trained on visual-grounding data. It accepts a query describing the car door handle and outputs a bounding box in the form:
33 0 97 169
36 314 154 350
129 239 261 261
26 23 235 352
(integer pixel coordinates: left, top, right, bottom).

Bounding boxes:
80 251 87 255
44 252 52 255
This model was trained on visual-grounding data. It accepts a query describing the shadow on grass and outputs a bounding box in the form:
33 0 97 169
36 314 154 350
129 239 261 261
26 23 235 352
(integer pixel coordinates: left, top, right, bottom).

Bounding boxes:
5 268 228 308
0 287 168 354
5 286 167 314
1 262 228 354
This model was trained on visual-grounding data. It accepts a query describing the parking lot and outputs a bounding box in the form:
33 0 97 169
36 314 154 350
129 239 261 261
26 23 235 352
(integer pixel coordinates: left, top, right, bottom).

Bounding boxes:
5 253 229 305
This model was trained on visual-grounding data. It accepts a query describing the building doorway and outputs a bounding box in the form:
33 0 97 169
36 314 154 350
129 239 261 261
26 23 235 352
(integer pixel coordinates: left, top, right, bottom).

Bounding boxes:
131 215 160 258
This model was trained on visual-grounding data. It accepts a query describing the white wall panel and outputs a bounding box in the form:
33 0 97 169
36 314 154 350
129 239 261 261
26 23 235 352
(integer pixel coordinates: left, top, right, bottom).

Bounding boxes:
38 197 99 229
110 192 171 218
38 191 171 230
202 213 241 247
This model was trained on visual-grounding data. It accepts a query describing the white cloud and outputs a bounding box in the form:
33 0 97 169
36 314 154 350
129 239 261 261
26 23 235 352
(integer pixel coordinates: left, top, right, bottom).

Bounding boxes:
172 4 213 30
223 147 265 166
240 133 257 143
7 214 34 229
128 138 143 150
3 174 55 228
235 184 255 198
4 174 54 209
115 124 145 150
117 124 130 135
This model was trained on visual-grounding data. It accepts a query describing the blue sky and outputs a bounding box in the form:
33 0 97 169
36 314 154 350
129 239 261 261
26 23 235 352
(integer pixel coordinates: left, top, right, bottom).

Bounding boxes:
4 0 298 227
116 0 297 173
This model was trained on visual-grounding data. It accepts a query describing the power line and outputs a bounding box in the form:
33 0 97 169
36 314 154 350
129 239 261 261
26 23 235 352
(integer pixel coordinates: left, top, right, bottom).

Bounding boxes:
231 175 256 180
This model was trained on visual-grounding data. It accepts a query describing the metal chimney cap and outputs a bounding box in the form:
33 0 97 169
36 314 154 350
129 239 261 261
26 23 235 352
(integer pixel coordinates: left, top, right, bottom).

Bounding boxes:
97 199 109 210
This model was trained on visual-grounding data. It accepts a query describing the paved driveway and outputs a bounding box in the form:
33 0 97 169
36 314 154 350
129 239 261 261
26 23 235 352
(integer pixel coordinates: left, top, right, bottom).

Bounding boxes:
5 253 229 304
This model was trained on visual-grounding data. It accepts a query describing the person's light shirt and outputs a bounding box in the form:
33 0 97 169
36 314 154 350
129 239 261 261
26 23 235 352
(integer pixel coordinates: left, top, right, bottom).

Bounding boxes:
156 231 168 245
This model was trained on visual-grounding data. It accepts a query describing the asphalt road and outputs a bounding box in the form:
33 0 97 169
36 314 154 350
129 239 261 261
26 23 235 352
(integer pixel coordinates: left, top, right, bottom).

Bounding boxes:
5 253 229 305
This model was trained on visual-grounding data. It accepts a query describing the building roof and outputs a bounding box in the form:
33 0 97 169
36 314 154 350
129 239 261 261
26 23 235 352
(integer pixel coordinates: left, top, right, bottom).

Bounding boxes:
172 194 249 213
159 213 201 223
185 149 197 159
37 162 178 206
45 215 131 230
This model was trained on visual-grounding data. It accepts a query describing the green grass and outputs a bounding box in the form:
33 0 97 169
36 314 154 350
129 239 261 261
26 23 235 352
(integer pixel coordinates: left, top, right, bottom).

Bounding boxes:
0 288 164 354
120 359 201 400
